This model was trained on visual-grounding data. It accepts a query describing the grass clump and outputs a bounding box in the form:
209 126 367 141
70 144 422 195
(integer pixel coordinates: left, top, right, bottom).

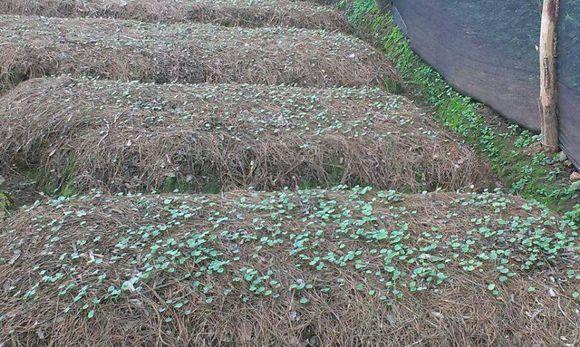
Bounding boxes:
0 76 490 194
0 0 350 31
0 187 577 345
0 15 397 92
339 0 579 212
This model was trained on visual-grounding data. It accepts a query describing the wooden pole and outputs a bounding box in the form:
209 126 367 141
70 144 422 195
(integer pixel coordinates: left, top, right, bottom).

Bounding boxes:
539 0 560 152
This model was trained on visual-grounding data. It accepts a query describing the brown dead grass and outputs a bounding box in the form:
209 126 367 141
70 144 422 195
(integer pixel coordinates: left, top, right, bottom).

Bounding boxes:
0 76 490 193
0 189 577 346
301 0 340 5
0 15 396 92
0 0 350 31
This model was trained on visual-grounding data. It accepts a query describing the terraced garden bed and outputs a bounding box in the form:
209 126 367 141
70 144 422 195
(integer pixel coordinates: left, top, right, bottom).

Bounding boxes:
0 0 349 31
0 15 395 92
1 2 576 346
0 188 577 345
0 77 489 193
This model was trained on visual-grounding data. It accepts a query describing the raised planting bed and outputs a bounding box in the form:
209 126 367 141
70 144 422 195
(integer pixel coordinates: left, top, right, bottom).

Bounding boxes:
0 15 395 92
0 77 490 193
0 187 577 345
0 0 350 31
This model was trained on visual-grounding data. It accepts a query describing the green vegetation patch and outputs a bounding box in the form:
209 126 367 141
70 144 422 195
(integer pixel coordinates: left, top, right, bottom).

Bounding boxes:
0 176 13 219
339 0 578 212
0 0 350 31
0 14 396 93
0 187 577 345
0 76 490 194
0 193 11 219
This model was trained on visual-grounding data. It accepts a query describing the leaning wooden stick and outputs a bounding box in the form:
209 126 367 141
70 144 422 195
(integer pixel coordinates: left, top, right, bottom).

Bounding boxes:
539 0 560 152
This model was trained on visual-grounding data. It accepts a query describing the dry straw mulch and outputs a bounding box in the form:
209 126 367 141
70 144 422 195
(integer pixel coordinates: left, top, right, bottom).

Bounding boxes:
0 15 395 92
0 0 350 31
0 188 577 345
0 77 489 193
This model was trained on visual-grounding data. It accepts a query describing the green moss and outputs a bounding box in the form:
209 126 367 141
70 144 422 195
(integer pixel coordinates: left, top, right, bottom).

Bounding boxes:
160 177 223 194
341 0 578 211
25 164 352 196
0 191 13 219
23 165 77 197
